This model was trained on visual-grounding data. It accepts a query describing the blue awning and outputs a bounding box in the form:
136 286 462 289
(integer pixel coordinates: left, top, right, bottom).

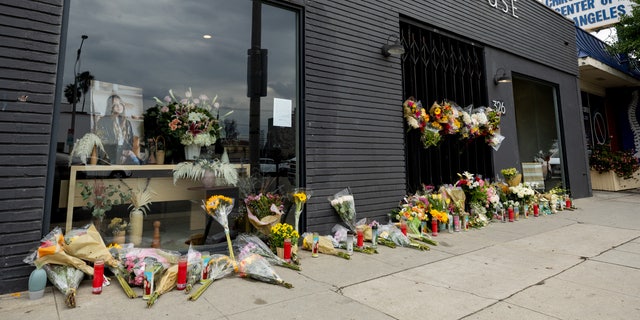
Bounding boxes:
576 26 640 80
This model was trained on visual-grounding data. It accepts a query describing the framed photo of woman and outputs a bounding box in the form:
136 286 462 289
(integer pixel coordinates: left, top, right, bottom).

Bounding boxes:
90 80 144 165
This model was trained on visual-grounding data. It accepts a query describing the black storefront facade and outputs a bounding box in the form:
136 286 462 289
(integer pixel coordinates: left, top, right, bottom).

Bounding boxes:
0 1 590 294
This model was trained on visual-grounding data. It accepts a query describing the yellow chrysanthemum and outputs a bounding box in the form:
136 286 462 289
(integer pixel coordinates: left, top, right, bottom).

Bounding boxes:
434 107 442 115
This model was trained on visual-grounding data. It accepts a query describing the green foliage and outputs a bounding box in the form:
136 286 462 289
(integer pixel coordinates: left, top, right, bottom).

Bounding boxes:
80 180 131 219
589 143 640 179
611 0 640 62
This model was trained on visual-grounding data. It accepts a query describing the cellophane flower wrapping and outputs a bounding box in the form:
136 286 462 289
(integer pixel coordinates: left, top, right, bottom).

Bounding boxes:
23 226 93 275
203 195 236 260
292 188 312 233
234 234 300 271
203 254 236 281
185 245 203 291
147 264 178 307
237 253 292 288
117 247 179 287
328 187 357 231
62 224 119 268
43 264 84 308
245 193 284 236
377 223 411 247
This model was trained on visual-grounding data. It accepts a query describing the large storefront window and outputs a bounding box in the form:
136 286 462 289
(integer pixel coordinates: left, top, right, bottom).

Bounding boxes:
513 77 564 191
51 0 300 251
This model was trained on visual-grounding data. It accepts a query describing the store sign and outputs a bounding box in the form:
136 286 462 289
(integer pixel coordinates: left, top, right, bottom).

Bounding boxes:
482 0 520 18
492 99 507 115
538 0 634 31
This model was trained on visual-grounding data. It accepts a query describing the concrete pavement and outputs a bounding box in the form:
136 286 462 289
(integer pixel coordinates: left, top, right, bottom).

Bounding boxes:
2 190 640 319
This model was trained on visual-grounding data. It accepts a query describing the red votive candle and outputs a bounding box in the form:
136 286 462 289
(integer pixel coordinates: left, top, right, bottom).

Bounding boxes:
508 206 514 222
283 238 292 261
176 255 187 290
431 219 438 236
400 221 407 236
565 197 571 209
356 228 364 248
92 260 104 294
533 203 539 217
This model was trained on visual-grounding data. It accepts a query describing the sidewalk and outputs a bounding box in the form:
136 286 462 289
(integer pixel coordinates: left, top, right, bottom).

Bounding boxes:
2 190 640 320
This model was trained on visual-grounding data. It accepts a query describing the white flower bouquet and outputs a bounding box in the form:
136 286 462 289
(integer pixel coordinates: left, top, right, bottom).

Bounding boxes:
328 187 357 231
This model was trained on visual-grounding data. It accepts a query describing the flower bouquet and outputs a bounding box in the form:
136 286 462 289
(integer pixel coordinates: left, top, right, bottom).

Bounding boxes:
291 188 312 233
403 97 443 148
147 264 178 307
501 167 521 186
117 247 180 287
183 245 203 293
236 253 293 289
301 232 351 259
24 227 93 275
428 192 449 224
234 234 301 271
42 264 85 308
396 193 429 235
269 222 299 255
62 224 119 268
23 228 89 308
328 187 357 231
245 192 284 236
203 195 236 260
151 88 229 148
188 254 236 301
377 223 431 250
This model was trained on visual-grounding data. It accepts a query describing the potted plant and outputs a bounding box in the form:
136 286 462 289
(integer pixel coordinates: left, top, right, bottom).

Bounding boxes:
107 217 128 245
589 143 640 191
69 132 105 165
122 179 155 246
269 222 299 259
79 179 131 232
173 150 239 187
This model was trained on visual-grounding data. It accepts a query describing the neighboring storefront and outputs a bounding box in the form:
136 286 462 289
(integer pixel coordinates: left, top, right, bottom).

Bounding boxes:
0 0 590 293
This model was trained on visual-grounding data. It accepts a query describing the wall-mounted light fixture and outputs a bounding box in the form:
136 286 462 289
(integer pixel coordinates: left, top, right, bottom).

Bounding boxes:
494 68 512 85
381 34 405 57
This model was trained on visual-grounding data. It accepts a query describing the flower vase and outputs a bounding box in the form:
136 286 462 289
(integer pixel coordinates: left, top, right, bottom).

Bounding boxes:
113 230 126 245
28 268 47 300
89 146 98 165
184 144 201 160
129 209 144 246
202 170 218 188
92 216 104 235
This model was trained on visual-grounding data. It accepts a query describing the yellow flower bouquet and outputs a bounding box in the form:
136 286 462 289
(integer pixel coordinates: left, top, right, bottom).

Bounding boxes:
203 195 235 260
269 223 299 249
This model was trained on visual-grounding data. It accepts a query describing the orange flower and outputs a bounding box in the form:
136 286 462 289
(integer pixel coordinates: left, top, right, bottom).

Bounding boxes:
169 118 181 131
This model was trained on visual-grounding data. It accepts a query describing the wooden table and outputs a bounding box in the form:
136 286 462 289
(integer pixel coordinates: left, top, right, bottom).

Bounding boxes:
64 164 248 232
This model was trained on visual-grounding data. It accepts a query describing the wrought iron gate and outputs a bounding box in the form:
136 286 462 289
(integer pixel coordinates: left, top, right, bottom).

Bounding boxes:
400 21 493 193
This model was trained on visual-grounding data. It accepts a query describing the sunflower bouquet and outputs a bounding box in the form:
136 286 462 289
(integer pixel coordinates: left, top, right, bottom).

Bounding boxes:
202 195 235 260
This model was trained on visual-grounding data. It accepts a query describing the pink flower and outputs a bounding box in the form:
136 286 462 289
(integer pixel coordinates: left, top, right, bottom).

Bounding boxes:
160 106 169 113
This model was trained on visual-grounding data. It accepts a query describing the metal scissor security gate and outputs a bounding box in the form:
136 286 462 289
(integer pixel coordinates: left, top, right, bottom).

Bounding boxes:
400 21 493 193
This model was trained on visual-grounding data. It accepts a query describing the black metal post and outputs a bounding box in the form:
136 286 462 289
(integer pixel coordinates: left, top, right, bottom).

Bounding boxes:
248 0 262 176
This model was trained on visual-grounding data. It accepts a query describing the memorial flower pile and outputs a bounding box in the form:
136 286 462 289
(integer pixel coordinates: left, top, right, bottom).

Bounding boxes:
402 98 503 150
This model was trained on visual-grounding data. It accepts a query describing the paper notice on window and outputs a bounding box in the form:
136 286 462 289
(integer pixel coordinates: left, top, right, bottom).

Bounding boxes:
273 98 292 127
